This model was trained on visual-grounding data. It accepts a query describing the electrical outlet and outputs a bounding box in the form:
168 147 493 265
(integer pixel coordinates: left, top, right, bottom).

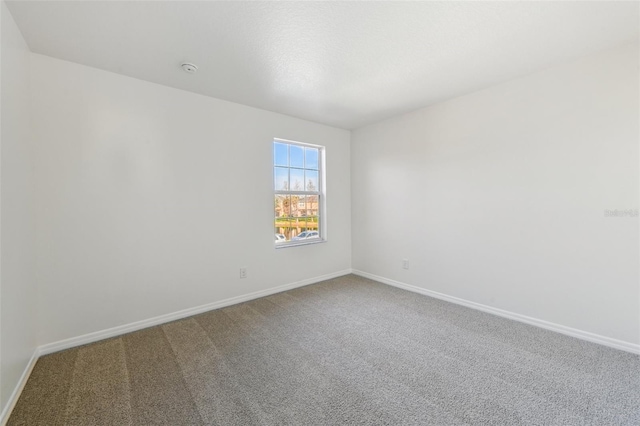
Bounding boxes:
402 259 409 270
239 267 247 279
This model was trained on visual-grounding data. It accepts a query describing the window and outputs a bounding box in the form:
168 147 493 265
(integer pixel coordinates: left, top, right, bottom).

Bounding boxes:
273 139 324 246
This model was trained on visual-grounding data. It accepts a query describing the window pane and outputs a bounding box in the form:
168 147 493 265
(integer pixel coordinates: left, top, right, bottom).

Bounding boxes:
290 145 304 168
273 140 323 245
306 195 319 219
305 147 319 170
295 195 306 216
284 194 293 217
305 170 318 192
307 218 319 233
274 142 288 166
289 195 299 217
296 195 307 217
274 167 289 190
291 217 307 239
275 194 290 240
274 194 286 218
290 168 304 191
308 196 319 235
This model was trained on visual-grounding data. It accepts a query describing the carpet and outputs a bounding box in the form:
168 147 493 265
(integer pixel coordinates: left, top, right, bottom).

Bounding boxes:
8 274 640 425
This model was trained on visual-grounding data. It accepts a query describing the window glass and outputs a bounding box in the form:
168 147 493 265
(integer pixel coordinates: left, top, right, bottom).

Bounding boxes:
273 140 323 245
305 148 319 170
274 142 288 167
290 145 304 168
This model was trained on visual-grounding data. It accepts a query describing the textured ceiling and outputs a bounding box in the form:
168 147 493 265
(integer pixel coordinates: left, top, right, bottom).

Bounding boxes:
6 1 639 129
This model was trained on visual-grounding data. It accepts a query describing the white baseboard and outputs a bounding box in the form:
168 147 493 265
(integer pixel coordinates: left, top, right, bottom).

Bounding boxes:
0 269 351 425
38 269 352 356
352 269 640 355
0 348 40 426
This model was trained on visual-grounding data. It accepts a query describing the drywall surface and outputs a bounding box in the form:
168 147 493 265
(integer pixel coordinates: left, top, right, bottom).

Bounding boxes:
0 0 36 412
7 1 639 129
351 43 640 345
30 54 351 346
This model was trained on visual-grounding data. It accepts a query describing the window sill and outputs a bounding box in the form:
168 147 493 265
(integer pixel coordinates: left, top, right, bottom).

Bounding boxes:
275 239 326 249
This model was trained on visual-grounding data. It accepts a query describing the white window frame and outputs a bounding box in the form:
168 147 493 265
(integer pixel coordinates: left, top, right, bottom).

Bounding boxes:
273 138 326 248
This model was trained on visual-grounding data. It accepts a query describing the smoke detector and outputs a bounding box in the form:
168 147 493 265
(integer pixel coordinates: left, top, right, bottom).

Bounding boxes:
181 63 198 74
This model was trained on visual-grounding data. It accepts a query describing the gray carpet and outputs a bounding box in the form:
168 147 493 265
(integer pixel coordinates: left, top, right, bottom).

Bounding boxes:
8 274 640 425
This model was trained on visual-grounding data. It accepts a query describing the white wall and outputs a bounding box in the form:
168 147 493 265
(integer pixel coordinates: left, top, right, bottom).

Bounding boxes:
30 54 351 346
352 43 639 345
0 0 36 413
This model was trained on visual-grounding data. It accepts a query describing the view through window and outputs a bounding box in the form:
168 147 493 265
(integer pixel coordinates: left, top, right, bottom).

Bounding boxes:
274 139 323 245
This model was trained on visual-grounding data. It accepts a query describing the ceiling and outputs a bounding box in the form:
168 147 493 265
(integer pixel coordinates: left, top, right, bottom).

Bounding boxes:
6 1 639 130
